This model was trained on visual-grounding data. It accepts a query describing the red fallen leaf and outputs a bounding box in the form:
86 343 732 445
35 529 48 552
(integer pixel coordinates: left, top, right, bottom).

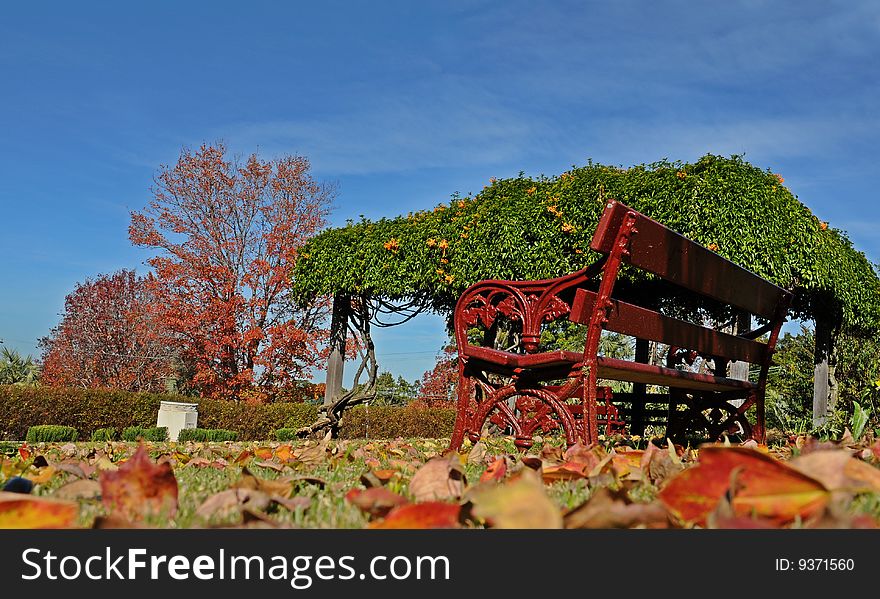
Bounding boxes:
0 492 79 529
369 502 461 529
100 445 178 523
18 444 31 461
659 446 828 526
345 487 408 518
479 457 507 483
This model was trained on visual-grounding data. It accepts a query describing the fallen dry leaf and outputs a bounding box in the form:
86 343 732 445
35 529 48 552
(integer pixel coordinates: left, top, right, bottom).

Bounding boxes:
54 479 101 501
790 450 880 494
100 444 178 523
469 470 562 529
479 457 508 483
409 453 466 502
196 489 272 521
369 502 461 529
233 468 294 497
0 492 79 529
467 441 487 465
564 487 669 529
345 487 408 518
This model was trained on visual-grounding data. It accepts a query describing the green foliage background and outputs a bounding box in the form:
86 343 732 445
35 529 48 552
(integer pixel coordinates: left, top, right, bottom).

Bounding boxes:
294 155 880 333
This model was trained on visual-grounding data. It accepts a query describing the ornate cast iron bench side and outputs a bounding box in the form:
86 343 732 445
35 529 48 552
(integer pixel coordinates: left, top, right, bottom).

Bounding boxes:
449 260 608 449
449 199 792 450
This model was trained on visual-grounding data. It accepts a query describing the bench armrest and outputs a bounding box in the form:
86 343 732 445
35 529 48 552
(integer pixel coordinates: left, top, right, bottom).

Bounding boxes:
453 259 606 354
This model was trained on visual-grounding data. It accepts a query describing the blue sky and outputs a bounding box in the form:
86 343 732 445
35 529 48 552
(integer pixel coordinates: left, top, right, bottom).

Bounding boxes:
1 0 878 384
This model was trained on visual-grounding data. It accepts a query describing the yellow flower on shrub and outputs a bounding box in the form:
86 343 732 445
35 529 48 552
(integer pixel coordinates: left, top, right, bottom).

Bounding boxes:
383 239 400 252
427 238 437 247
526 186 537 195
438 239 449 250
676 171 687 179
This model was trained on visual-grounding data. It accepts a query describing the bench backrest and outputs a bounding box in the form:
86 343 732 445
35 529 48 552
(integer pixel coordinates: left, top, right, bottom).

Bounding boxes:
590 200 790 321
572 200 792 364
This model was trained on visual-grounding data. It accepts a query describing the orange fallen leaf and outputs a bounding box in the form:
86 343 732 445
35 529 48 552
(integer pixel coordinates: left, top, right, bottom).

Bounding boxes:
0 492 78 529
369 502 461 529
253 447 274 460
274 444 294 462
479 457 507 483
100 444 178 523
659 446 828 526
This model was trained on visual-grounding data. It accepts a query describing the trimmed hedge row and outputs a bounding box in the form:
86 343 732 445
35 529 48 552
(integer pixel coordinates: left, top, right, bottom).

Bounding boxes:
0 386 318 441
1 386 456 441
337 405 456 439
26 425 78 443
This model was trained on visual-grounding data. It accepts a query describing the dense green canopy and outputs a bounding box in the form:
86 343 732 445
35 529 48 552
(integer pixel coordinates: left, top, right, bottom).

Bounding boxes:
294 155 880 333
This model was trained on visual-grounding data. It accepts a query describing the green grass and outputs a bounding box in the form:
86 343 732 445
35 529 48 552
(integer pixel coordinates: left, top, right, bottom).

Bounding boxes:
8 437 574 529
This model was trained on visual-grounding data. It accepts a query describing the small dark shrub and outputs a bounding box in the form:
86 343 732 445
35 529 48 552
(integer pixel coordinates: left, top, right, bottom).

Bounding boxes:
90 427 118 442
274 428 299 441
26 425 79 443
122 426 167 442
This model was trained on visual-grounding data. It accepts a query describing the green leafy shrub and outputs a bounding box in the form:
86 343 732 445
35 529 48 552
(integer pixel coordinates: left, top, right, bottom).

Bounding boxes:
121 426 167 442
26 425 78 443
274 428 299 441
177 428 238 442
0 386 320 441
338 405 456 439
90 427 117 442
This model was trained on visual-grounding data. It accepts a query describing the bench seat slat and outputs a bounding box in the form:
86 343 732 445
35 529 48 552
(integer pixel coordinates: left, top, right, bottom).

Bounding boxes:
461 345 757 392
590 201 791 320
570 288 768 364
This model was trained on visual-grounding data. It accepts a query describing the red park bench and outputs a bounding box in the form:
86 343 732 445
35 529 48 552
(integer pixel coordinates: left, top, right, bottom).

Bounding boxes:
448 199 792 450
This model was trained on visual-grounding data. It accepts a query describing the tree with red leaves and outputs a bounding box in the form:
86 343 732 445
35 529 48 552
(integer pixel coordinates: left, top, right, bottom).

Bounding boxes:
129 143 334 399
414 344 458 406
40 270 177 392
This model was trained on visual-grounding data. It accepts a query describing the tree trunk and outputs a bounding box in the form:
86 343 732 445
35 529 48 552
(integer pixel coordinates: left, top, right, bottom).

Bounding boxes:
812 318 833 428
323 293 349 407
